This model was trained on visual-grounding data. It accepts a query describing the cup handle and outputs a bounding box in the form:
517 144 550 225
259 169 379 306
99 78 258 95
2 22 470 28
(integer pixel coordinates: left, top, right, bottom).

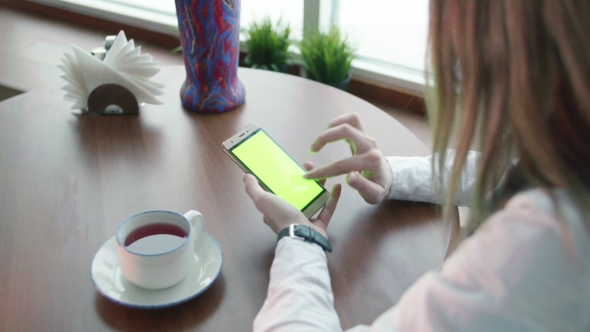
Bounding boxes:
183 210 204 240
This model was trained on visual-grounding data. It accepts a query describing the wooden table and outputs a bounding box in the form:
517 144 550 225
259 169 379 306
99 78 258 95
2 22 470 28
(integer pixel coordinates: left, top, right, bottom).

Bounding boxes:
0 67 455 331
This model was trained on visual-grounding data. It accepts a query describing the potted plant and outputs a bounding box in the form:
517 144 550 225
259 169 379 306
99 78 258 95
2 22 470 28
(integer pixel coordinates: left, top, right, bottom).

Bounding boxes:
298 27 356 90
244 17 292 72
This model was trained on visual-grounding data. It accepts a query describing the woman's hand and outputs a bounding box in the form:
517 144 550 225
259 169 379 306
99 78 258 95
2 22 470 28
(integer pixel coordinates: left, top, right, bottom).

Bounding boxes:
304 113 392 205
243 161 342 239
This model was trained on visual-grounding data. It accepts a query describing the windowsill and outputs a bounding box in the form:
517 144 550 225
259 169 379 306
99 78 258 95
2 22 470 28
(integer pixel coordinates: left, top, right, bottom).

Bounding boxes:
29 0 179 36
351 58 425 96
29 0 426 96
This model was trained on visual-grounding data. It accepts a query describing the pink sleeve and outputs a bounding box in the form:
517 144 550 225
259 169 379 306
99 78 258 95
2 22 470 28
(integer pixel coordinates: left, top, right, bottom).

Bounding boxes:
255 191 590 332
254 237 343 331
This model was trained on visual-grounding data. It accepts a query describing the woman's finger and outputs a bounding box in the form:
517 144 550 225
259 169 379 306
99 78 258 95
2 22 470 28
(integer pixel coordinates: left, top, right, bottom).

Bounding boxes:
243 173 273 211
304 150 382 180
327 113 366 133
310 124 375 154
346 171 386 205
317 183 342 226
303 161 314 171
244 174 264 200
303 161 326 186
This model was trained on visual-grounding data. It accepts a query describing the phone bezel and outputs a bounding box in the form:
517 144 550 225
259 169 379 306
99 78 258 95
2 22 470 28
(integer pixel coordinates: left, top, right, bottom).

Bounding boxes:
222 123 329 219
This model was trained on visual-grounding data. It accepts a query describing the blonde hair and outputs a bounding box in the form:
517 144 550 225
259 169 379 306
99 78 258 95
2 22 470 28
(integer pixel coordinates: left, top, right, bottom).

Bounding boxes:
427 0 590 233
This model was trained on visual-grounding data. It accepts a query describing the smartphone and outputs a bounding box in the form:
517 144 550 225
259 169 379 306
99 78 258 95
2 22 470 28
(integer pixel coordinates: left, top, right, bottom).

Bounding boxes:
222 123 329 218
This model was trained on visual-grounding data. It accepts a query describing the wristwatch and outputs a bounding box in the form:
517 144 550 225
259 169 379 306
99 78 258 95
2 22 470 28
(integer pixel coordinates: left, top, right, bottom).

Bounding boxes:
277 224 333 252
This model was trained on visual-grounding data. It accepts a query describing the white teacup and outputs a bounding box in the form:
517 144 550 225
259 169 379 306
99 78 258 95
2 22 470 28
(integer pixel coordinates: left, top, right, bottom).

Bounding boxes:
116 210 204 289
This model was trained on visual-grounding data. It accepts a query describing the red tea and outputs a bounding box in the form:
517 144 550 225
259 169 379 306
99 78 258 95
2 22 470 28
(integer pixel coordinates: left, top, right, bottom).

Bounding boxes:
124 223 188 254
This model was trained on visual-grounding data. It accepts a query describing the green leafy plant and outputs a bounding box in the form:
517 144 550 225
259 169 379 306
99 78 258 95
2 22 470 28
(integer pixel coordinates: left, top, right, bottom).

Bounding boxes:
244 17 291 72
299 27 355 85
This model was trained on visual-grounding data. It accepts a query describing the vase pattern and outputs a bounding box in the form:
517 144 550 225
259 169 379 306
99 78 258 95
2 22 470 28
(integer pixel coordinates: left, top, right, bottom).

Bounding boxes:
175 0 245 113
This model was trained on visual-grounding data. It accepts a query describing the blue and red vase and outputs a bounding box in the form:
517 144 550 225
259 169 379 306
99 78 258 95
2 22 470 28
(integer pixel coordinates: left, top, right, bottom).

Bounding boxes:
175 0 245 113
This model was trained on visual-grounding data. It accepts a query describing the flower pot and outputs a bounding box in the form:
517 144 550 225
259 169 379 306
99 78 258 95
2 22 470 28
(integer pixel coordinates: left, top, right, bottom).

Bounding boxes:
302 70 352 91
175 0 245 113
329 72 352 91
244 55 289 73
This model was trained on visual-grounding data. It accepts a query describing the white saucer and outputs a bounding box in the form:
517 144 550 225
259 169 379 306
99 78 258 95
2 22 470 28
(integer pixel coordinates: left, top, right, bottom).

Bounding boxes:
91 232 223 309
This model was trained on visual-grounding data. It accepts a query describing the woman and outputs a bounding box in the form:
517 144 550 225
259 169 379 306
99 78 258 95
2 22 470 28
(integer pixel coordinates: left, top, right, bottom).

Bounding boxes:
243 0 590 330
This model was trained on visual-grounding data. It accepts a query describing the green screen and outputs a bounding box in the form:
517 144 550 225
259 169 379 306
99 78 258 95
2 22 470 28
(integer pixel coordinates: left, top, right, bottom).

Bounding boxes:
230 129 325 210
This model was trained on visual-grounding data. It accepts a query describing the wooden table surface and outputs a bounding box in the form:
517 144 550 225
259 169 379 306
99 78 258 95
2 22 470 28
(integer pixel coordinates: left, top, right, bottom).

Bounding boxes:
0 66 454 331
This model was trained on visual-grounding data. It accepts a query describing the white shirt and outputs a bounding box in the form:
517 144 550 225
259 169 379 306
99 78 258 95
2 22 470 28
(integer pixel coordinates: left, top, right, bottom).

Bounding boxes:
253 153 590 331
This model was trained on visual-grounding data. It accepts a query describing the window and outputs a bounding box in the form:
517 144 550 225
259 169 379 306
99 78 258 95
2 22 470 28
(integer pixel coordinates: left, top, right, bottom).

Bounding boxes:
336 0 429 72
104 0 175 15
36 0 430 91
102 0 305 39
241 0 304 40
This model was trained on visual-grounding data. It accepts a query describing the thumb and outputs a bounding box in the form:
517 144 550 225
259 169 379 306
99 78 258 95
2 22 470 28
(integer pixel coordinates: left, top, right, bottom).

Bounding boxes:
243 174 267 207
347 171 385 205
243 173 299 218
